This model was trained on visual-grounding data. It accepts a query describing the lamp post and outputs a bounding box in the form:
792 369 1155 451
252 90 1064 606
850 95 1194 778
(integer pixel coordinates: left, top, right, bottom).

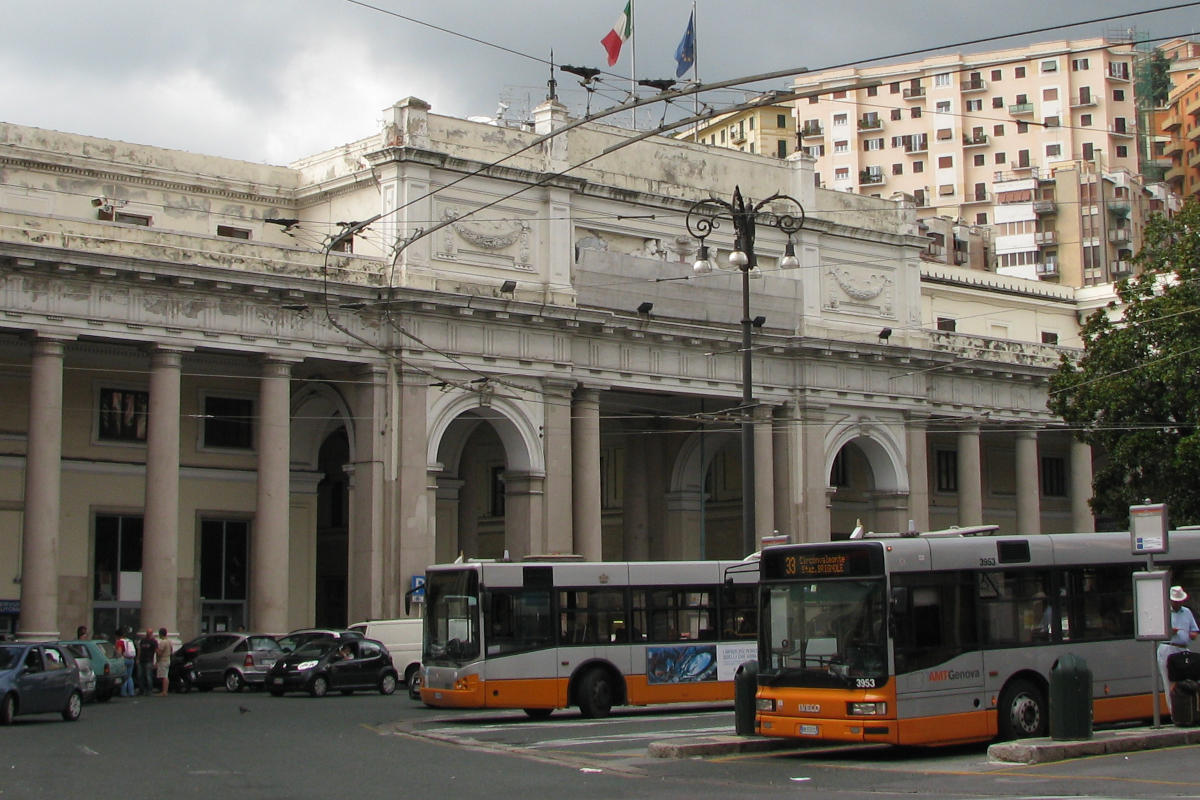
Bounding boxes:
686 186 804 556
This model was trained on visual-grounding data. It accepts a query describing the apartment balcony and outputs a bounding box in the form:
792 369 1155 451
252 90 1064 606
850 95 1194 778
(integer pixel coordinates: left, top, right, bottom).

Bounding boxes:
903 86 926 100
1167 164 1187 185
904 138 928 154
1009 102 1034 115
1111 260 1132 277
1162 110 1183 131
1108 203 1131 218
1035 230 1058 246
800 123 824 138
1106 64 1131 82
1189 150 1200 168
857 116 883 132
1109 126 1134 139
961 78 987 93
1070 95 1098 108
1108 228 1130 244
859 169 885 186
1033 199 1057 215
1164 138 1184 157
1188 125 1200 143
962 133 989 148
953 251 967 265
1036 260 1059 277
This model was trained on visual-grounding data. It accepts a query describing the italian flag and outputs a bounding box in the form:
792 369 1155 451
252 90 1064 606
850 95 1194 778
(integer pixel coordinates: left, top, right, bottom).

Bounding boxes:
601 1 632 67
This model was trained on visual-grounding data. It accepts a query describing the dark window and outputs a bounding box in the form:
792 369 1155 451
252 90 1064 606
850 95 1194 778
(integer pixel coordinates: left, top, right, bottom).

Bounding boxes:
913 161 924 173
98 388 148 442
777 114 787 128
978 569 1052 645
561 589 627 645
891 108 902 121
93 514 145 635
935 449 957 492
1041 331 1059 345
490 465 506 517
777 139 788 158
911 106 922 119
203 396 254 450
892 571 978 673
938 155 953 168
976 212 988 224
485 588 554 653
200 519 249 601
830 450 849 487
631 587 718 643
217 225 251 239
973 154 985 166
991 69 1002 81
992 96 1004 109
1041 456 1067 497
1015 66 1026 78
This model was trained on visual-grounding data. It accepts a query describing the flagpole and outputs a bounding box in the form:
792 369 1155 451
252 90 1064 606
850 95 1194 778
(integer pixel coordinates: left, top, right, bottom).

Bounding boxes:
630 0 637 130
692 0 699 142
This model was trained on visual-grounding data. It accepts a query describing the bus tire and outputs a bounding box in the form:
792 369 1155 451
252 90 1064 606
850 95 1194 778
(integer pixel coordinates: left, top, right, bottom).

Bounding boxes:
998 678 1047 740
577 668 613 719
523 708 553 720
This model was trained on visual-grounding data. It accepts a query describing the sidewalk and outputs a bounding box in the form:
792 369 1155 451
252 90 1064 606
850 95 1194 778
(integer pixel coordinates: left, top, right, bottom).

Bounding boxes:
648 725 1200 763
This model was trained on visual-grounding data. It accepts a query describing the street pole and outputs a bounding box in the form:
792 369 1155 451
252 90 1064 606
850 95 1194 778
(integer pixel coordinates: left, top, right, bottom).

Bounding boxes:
687 186 803 556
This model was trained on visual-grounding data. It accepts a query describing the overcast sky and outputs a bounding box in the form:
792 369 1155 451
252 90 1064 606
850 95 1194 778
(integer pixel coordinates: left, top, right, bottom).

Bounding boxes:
2 1 1196 165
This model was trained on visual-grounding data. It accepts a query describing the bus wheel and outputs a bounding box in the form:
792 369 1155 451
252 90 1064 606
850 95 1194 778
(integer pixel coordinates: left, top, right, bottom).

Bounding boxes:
998 678 1046 740
578 669 613 719
523 708 553 720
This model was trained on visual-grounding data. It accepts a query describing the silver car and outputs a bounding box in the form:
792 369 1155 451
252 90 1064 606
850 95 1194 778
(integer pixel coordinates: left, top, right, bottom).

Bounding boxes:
178 633 283 692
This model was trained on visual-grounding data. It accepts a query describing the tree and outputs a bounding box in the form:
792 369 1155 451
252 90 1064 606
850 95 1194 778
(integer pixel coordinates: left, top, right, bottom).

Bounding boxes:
1048 200 1200 527
1135 48 1172 108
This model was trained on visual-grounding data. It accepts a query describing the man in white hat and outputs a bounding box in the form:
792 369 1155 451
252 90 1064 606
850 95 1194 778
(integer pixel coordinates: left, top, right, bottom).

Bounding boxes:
1158 585 1200 715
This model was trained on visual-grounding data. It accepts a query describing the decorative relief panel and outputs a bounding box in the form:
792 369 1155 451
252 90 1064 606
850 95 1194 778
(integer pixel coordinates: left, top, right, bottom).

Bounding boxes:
822 262 896 319
435 202 533 271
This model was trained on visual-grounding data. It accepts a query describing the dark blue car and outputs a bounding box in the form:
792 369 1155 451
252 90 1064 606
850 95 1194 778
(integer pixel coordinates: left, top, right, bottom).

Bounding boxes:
0 642 84 724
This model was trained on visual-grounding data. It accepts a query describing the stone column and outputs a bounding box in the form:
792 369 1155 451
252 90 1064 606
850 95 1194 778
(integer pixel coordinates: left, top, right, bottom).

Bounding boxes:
141 347 186 636
346 366 387 624
251 358 293 634
906 415 930 533
396 371 431 616
542 380 574 555
17 336 69 641
772 403 800 543
435 478 464 564
503 472 543 560
957 424 983 526
800 403 831 542
753 404 775 545
622 431 649 560
571 387 602 560
1070 438 1096 532
1015 429 1041 535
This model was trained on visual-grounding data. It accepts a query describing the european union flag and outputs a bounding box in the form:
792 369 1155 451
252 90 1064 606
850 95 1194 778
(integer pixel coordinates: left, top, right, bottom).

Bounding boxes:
674 11 695 78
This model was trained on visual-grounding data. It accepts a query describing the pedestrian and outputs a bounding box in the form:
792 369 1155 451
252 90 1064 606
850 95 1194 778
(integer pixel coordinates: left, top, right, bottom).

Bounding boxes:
137 628 157 696
116 627 137 697
155 626 173 696
76 624 89 639
1158 585 1200 715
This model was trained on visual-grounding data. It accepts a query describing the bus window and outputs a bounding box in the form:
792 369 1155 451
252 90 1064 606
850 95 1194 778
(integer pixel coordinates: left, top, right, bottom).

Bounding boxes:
892 572 977 673
1062 566 1132 640
486 589 553 655
559 589 626 645
720 584 757 639
977 570 1051 646
632 588 718 642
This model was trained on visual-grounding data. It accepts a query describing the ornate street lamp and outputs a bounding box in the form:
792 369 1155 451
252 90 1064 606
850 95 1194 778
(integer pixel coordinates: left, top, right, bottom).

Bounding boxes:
686 186 804 556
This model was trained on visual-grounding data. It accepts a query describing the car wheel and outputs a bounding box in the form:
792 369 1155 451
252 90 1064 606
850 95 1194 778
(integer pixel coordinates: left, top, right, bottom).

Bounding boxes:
577 668 614 719
407 670 422 701
998 678 1047 740
310 675 329 698
379 673 397 696
62 690 83 722
0 693 15 725
523 708 553 720
224 670 245 693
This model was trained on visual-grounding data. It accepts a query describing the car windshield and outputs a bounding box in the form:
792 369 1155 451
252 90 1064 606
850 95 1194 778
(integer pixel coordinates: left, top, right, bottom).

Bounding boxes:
0 646 21 670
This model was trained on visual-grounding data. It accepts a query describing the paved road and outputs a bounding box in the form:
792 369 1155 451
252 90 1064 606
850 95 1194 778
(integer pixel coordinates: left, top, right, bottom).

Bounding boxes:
4 689 1200 799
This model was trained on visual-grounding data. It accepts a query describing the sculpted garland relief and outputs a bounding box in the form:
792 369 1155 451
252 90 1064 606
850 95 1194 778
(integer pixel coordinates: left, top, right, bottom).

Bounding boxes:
437 206 533 270
822 264 896 318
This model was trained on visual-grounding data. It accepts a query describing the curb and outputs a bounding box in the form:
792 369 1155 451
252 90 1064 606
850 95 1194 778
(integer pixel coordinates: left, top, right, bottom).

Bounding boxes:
648 734 799 758
988 726 1200 764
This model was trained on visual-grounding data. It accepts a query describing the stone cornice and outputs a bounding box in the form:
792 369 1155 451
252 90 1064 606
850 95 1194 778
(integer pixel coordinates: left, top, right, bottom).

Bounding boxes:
921 263 1077 303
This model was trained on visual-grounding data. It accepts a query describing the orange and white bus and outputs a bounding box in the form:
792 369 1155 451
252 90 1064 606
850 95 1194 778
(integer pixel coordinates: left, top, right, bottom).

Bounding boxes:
755 527 1200 746
417 557 758 718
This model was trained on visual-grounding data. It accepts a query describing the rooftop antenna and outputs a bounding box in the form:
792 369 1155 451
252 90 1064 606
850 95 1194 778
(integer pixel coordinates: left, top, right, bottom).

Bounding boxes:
547 50 558 102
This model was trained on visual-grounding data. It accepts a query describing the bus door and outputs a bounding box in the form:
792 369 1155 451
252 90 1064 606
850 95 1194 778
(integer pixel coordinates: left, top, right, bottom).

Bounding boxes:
890 572 986 736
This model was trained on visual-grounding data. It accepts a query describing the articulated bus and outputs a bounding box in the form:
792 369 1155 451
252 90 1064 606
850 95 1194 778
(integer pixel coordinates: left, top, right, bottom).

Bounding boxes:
417 558 758 718
755 527 1200 747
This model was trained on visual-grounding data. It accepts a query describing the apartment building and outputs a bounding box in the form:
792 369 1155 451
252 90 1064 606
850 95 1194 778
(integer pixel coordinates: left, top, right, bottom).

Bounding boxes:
1156 49 1200 200
676 101 795 159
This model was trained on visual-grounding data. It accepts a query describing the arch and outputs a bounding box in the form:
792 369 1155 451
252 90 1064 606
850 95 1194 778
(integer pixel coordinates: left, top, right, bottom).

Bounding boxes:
428 390 543 474
291 381 354 470
670 428 740 493
825 417 907 494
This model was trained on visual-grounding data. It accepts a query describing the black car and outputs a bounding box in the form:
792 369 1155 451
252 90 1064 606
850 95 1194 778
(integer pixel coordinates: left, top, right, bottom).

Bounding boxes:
266 637 398 697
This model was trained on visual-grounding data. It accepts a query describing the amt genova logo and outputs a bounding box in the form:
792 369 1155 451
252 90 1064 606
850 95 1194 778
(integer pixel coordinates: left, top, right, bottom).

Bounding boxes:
927 668 982 682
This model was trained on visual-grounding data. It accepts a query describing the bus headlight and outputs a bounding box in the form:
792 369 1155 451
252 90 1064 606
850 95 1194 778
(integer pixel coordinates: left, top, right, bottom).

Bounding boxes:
755 698 777 712
848 702 887 716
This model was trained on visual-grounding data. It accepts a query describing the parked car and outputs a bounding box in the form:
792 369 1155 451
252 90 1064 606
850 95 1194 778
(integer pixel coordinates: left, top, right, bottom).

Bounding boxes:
276 628 363 654
348 619 422 699
267 637 398 697
171 633 283 692
61 640 124 701
0 642 84 724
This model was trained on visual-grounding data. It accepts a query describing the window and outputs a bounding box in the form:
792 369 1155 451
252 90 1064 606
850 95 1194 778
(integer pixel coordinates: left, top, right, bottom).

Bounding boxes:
1015 66 1026 78
973 154 985 166
911 106 922 118
966 99 982 112
93 514 144 635
992 96 1004 109
935 72 952 87
777 114 787 128
199 519 249 631
890 81 901 94
938 155 953 168
830 450 849 487
777 140 787 158
833 113 848 126
834 167 850 180
1116 145 1128 158
217 225 251 239
1040 456 1066 497
991 69 1002 81
892 162 904 175
749 118 755 131
1047 143 1062 157
937 127 953 141
98 387 148 443
97 209 152 226
976 212 988 224
1041 59 1058 72
1042 87 1058 101
806 144 824 157
486 586 554 654
864 138 883 151
1113 89 1125 102
1017 121 1029 133
632 587 718 643
489 464 506 517
562 589 628 644
203 395 254 450
1043 116 1059 128
936 100 951 113
978 569 1052 645
995 151 1006 164
891 108 902 120
808 95 819 104
1072 57 1089 71
1083 142 1095 161
913 160 924 173
866 85 878 97
833 90 847 99
891 572 977 673
834 139 849 153
993 124 1004 136
1080 114 1092 127
935 449 958 491
1041 331 1059 345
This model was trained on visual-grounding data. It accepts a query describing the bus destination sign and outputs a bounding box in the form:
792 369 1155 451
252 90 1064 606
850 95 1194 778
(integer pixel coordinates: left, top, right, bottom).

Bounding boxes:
761 544 883 580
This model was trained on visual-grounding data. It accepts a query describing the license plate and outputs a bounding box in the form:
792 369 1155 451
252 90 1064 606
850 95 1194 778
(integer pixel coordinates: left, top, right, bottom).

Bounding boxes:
799 724 819 736
272 677 283 685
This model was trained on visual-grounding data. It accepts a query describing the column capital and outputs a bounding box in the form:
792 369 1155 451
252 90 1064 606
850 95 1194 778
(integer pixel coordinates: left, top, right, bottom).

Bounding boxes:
1014 428 1039 441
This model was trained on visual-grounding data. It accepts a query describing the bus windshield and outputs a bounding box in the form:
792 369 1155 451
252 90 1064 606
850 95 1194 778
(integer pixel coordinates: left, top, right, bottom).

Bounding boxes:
424 568 481 665
763 578 887 688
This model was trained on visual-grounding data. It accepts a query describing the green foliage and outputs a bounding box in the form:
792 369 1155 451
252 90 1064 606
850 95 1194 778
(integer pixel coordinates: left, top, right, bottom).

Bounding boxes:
1048 201 1200 526
1135 49 1172 108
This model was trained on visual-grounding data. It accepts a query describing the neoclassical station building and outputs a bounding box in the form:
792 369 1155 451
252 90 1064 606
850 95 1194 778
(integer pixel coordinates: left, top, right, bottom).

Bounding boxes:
0 96 1100 640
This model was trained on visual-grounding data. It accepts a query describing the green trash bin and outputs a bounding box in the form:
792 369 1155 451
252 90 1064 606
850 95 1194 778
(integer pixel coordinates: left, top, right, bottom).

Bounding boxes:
734 660 758 736
1049 653 1092 740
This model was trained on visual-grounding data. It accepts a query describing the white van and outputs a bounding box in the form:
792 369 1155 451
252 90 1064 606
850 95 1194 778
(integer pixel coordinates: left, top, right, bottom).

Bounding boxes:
348 618 422 697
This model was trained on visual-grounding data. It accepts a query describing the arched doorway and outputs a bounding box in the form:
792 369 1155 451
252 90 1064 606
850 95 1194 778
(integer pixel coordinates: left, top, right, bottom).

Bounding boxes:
314 428 349 627
827 422 908 539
